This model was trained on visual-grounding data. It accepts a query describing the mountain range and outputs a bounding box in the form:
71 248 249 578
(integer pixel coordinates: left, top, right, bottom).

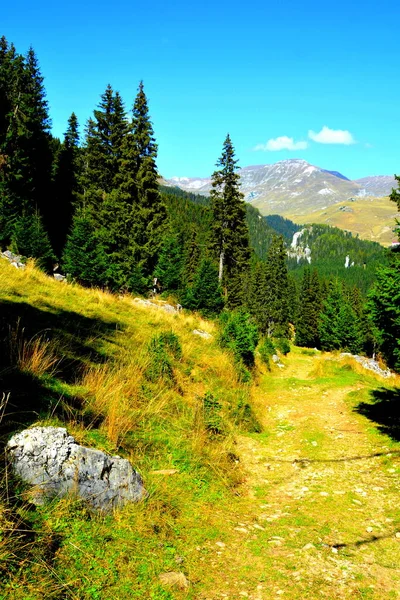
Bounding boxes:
165 159 396 218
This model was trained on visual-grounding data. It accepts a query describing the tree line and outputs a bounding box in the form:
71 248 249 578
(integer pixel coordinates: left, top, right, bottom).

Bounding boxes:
0 36 398 371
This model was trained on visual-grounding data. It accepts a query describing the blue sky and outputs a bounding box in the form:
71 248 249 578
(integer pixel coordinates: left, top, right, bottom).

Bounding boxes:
3 0 399 180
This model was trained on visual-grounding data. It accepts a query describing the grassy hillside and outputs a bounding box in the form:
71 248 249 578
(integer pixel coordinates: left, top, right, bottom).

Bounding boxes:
287 196 399 247
1 260 400 599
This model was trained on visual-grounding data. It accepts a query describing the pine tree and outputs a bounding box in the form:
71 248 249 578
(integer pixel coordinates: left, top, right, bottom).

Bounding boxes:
349 285 375 355
183 228 201 285
128 81 167 275
337 301 363 354
246 260 269 333
0 42 54 246
153 234 184 292
287 274 298 325
82 85 128 197
248 236 290 337
295 268 322 348
11 211 55 272
22 47 54 230
368 251 400 371
96 188 139 290
220 310 259 368
62 211 108 287
52 113 81 256
264 235 290 337
210 134 250 306
319 281 363 353
390 175 400 239
0 38 19 242
183 258 224 317
366 177 400 371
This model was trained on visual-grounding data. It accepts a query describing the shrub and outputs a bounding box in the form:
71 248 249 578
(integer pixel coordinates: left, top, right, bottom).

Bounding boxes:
258 337 276 366
275 338 291 355
219 311 259 367
145 331 182 382
232 397 262 433
202 392 225 436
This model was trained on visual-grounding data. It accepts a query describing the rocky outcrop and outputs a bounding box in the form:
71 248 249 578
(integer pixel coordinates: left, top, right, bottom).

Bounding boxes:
1 250 25 269
340 353 393 378
6 427 144 510
133 297 181 314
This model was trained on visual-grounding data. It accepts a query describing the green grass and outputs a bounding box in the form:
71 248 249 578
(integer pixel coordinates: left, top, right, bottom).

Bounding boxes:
1 261 400 599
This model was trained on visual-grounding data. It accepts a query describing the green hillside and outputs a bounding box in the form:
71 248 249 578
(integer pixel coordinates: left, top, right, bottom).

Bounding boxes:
1 260 400 599
162 188 387 294
161 185 277 261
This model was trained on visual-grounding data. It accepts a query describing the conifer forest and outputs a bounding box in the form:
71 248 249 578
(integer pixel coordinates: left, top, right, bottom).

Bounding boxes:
1 37 398 369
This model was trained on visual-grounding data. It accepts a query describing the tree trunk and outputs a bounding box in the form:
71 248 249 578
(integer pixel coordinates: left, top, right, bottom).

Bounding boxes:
218 250 224 281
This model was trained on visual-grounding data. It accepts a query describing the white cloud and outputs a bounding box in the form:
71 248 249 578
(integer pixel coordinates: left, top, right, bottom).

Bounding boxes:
253 136 308 152
308 126 356 145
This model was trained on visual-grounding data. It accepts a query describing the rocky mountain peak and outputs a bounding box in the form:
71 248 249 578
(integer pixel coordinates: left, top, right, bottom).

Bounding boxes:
165 160 396 218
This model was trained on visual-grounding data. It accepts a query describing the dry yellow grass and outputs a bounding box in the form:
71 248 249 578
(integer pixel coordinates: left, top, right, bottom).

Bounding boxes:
7 320 60 378
1 260 400 599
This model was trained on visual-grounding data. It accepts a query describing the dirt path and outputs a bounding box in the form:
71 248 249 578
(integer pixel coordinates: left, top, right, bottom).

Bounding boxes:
199 352 400 600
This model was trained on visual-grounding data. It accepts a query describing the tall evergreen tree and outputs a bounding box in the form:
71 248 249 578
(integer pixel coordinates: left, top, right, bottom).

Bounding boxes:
128 81 167 275
210 134 250 307
390 175 400 239
82 85 128 198
153 234 184 292
0 42 54 246
183 258 224 317
52 113 81 256
264 235 290 337
247 260 269 333
368 251 400 371
367 176 400 371
183 228 201 285
62 210 108 287
21 47 54 230
295 268 322 348
319 281 363 353
96 188 139 290
11 211 55 272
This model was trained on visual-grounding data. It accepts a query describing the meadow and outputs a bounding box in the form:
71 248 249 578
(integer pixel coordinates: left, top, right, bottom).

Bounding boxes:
0 260 399 599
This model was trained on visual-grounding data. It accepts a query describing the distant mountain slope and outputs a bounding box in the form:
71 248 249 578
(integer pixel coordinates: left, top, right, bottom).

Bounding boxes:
165 160 397 219
287 222 386 292
290 196 399 247
239 161 359 215
265 215 387 292
355 175 396 197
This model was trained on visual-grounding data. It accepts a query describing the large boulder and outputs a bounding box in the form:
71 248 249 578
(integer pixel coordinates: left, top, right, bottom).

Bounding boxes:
6 427 144 510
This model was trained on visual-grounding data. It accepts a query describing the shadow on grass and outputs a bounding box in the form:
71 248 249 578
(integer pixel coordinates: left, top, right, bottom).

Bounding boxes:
355 386 400 442
329 529 399 550
0 299 124 441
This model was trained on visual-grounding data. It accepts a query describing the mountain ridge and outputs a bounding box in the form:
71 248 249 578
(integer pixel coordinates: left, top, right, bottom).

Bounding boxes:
165 159 396 217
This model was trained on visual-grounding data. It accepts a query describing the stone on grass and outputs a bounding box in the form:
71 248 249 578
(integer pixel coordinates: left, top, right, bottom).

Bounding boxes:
193 329 213 340
6 427 144 511
159 572 189 590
